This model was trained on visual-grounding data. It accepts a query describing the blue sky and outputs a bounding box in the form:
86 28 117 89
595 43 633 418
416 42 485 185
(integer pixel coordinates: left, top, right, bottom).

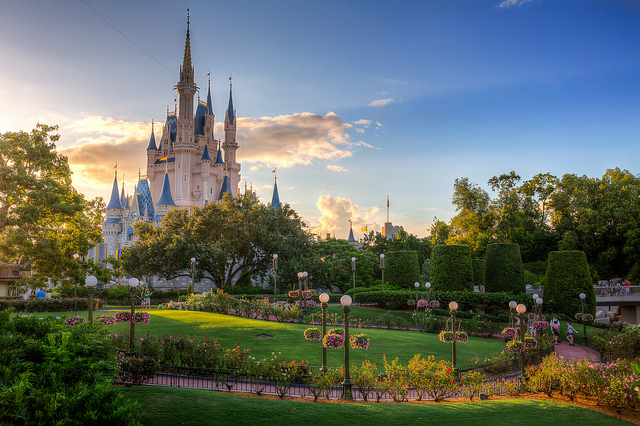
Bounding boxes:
1 0 639 238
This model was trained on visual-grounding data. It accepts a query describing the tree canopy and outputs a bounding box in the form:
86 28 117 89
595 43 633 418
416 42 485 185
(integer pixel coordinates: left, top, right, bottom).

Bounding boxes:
0 125 103 284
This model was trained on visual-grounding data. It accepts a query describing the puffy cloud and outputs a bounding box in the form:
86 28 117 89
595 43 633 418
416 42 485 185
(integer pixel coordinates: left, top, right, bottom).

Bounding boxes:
369 98 393 107
312 195 379 238
60 111 366 197
326 165 348 172
353 119 372 126
231 112 355 167
496 0 536 8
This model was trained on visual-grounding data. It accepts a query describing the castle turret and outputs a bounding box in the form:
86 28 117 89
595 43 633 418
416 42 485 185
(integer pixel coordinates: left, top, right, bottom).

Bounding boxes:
102 173 124 258
271 175 280 209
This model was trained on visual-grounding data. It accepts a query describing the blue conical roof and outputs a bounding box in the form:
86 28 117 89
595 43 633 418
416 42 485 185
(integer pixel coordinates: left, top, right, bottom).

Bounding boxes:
348 226 357 243
195 103 207 135
106 176 124 210
271 181 280 209
146 128 157 150
218 175 233 200
227 88 235 125
207 85 213 116
215 147 224 164
201 144 211 161
157 173 175 206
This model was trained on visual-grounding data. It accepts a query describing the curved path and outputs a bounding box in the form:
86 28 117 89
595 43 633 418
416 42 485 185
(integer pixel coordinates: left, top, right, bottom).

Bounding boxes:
553 341 600 362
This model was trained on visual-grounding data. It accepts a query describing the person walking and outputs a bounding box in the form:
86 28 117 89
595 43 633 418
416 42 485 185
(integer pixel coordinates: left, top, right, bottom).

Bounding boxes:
550 316 561 344
567 321 578 346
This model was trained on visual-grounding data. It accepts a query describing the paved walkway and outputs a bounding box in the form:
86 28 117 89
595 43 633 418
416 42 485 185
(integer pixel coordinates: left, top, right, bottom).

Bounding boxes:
553 341 600 362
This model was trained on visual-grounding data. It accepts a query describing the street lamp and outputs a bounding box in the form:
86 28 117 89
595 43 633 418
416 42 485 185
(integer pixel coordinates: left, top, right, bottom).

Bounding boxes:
319 292 330 373
380 254 385 291
190 258 196 293
341 294 353 400
129 277 139 350
536 297 543 319
351 257 356 303
414 282 420 314
509 300 517 328
297 272 308 324
272 254 278 297
516 303 527 378
72 254 80 312
449 301 459 370
85 275 97 324
425 282 431 306
579 293 588 346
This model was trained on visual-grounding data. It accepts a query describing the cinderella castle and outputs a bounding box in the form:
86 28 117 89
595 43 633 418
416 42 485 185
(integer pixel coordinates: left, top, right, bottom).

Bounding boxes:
92 16 280 288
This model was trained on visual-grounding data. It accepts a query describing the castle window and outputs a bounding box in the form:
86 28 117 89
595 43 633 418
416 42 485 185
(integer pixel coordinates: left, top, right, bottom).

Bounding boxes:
184 175 187 182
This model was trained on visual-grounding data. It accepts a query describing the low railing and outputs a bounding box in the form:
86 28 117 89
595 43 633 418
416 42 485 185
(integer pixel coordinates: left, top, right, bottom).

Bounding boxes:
594 284 640 298
600 351 638 363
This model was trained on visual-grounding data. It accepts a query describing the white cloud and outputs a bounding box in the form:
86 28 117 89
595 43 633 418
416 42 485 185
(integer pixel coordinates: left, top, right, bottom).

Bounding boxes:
369 98 393 107
60 111 359 195
353 119 372 126
312 195 380 238
496 0 536 8
327 165 348 172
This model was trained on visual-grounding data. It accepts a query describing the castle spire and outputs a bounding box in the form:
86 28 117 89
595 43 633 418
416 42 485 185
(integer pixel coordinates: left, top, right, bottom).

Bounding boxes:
146 120 157 150
348 220 357 244
106 175 124 210
227 74 235 125
157 172 175 206
182 9 192 74
271 173 280 209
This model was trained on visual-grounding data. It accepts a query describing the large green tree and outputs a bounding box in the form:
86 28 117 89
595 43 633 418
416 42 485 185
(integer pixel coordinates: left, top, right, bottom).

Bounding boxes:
0 125 103 282
125 194 312 288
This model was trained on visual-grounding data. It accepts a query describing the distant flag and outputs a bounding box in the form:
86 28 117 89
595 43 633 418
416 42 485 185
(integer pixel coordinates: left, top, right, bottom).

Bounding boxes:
159 157 168 161
113 163 117 169
361 226 367 232
271 168 276 173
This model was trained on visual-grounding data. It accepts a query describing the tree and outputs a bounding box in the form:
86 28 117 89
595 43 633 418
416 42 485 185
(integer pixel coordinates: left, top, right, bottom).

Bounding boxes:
125 194 312 288
484 243 525 293
430 245 474 292
544 250 595 317
0 125 103 280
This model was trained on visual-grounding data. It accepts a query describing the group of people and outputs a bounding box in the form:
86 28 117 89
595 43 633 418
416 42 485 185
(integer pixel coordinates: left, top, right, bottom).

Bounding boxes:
599 279 631 296
550 316 578 346
22 288 51 300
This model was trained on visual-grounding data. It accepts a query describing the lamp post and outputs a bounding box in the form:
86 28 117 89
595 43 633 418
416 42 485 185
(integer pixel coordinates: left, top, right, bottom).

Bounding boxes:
536 298 543 319
425 282 431 307
509 300 517 328
579 293 588 346
85 275 97 324
516 303 527 378
297 272 307 324
190 257 196 293
414 282 420 314
319 292 330 373
380 254 385 291
341 294 353 400
129 278 139 350
449 301 459 370
351 257 356 303
72 254 80 312
272 254 278 297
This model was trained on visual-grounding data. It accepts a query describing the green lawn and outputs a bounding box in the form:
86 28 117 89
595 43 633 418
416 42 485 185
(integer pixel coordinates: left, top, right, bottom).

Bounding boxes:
121 386 633 426
30 309 504 367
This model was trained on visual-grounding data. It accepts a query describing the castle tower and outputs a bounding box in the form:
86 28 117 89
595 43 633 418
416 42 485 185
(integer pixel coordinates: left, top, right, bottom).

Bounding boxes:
223 78 240 196
102 172 124 258
271 174 280 209
173 12 198 206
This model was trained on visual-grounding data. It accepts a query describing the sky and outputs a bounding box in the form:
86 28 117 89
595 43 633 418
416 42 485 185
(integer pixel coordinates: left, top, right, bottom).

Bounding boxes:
1 0 639 239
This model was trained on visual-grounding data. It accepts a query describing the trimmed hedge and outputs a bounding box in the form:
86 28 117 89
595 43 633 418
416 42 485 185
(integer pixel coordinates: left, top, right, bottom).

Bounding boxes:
356 289 530 315
484 243 525 293
430 245 473 292
544 250 595 317
0 298 103 312
385 250 420 289
472 259 485 286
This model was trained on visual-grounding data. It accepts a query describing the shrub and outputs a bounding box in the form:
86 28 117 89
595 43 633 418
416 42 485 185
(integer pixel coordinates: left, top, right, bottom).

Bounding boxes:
0 310 140 424
472 258 485 287
385 251 420 289
484 243 525 293
544 251 595 317
430 245 474 292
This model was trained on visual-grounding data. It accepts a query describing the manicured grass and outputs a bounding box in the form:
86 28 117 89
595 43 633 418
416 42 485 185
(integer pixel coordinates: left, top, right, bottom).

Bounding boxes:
121 386 633 426
29 310 504 367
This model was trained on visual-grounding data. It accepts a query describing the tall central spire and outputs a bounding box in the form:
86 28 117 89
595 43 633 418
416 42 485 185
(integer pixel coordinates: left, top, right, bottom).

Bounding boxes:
182 9 192 74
